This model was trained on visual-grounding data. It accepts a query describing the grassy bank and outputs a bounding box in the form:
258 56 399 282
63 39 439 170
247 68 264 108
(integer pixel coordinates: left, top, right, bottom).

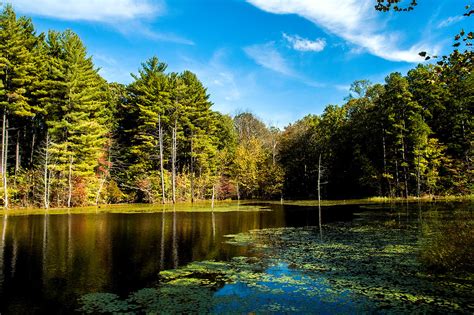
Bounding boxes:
0 195 471 216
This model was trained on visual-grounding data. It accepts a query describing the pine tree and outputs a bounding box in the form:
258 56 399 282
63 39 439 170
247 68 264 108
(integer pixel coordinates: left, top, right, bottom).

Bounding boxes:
38 30 108 206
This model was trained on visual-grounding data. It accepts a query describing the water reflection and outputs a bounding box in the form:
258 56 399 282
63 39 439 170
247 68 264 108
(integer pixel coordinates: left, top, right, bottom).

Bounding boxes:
0 215 7 291
1 201 465 313
213 262 360 314
0 206 300 313
172 209 178 269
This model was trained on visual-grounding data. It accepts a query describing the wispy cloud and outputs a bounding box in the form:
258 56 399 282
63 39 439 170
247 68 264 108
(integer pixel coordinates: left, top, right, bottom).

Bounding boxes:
244 42 296 76
128 25 195 45
243 42 325 87
9 0 194 45
334 84 350 92
246 0 439 62
437 15 464 28
283 33 326 52
9 0 161 22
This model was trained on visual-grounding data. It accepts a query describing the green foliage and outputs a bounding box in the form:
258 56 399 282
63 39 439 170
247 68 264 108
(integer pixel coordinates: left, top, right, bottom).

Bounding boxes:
232 112 284 199
279 54 472 199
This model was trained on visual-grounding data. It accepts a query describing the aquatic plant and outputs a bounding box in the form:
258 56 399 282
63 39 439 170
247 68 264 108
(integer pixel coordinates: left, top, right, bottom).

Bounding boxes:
78 205 474 314
420 218 474 273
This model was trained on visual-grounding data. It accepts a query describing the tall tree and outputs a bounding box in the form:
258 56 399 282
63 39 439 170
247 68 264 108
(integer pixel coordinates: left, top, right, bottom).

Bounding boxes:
0 5 41 207
39 30 108 206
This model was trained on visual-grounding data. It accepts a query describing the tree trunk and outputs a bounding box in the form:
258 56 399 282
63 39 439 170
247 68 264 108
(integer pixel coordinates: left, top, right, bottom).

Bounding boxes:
95 149 110 205
1 111 5 209
30 131 35 166
15 130 19 181
171 119 176 204
3 117 8 209
401 130 409 198
318 153 322 240
382 127 392 197
211 184 215 209
67 155 73 208
44 132 50 209
395 159 400 196
318 153 322 207
95 173 107 206
416 147 421 198
159 115 166 204
190 130 194 203
1 111 5 178
272 138 277 166
236 182 240 201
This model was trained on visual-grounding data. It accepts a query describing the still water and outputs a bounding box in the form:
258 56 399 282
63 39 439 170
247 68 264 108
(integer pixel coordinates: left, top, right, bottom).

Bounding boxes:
0 202 471 313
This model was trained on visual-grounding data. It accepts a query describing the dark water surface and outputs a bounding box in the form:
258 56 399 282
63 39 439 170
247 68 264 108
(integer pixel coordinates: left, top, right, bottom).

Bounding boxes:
0 202 471 313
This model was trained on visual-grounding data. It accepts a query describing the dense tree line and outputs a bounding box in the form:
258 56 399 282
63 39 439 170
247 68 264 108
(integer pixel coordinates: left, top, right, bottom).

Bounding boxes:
0 5 282 208
0 5 471 208
279 61 472 199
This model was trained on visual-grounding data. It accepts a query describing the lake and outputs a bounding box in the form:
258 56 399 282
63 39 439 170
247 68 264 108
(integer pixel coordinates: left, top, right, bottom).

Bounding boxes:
0 201 472 313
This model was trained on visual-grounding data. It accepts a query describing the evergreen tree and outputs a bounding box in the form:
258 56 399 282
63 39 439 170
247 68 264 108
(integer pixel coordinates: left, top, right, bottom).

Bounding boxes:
38 30 108 206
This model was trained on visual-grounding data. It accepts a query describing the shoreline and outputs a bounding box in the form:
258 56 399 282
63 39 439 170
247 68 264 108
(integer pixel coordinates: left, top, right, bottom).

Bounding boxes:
0 195 471 216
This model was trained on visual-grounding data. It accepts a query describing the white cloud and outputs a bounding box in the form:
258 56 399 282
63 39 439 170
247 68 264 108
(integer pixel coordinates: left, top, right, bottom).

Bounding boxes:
9 0 161 22
437 15 464 28
246 0 438 62
283 33 326 52
9 0 195 45
244 42 296 76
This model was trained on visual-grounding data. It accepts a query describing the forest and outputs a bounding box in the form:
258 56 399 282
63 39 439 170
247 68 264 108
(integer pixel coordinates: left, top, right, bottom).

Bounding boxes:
0 4 472 208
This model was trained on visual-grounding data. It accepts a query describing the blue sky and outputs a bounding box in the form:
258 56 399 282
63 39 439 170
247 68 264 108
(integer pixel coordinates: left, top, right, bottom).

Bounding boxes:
8 0 471 127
